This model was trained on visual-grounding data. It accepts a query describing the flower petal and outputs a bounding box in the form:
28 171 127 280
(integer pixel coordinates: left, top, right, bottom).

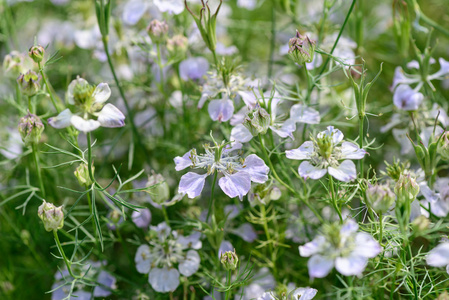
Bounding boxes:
298 161 327 180
230 124 253 143
218 172 251 200
66 77 88 105
97 103 126 128
328 160 357 182
393 84 423 111
179 57 209 81
242 154 269 183
340 142 367 160
174 150 193 171
318 126 344 145
335 255 368 276
352 232 382 258
122 0 149 25
286 141 314 160
48 109 74 129
134 244 153 274
290 104 320 124
232 223 257 242
208 98 234 122
179 250 200 277
132 208 152 228
427 243 449 267
149 267 180 293
92 82 111 104
299 235 326 257
70 115 101 132
307 255 334 278
178 172 207 199
291 287 318 300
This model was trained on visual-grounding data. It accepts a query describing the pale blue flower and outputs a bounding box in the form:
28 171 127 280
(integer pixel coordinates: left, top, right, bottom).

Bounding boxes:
299 220 381 278
286 126 366 182
427 242 449 274
175 143 269 200
132 208 152 228
179 57 209 81
393 84 424 111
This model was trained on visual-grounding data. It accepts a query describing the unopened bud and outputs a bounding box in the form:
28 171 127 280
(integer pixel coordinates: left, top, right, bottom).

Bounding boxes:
167 34 189 60
29 45 45 63
38 200 64 232
243 106 271 136
438 132 449 160
288 31 316 65
147 20 168 44
147 173 170 204
17 70 41 96
3 51 25 75
74 163 94 187
18 112 44 146
394 173 419 205
220 249 238 270
365 184 395 214
411 215 430 234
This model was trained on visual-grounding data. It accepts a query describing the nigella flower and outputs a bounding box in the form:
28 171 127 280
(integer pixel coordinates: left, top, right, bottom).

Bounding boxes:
258 286 317 300
134 222 201 293
299 220 382 278
174 139 269 200
230 89 320 144
427 241 449 274
48 77 125 132
286 126 366 182
393 85 424 111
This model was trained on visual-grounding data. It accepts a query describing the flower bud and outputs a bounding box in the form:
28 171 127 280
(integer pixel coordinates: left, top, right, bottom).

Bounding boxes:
248 182 281 206
147 20 168 44
38 200 64 232
438 132 449 160
28 45 45 63
3 51 25 75
167 34 189 61
394 173 419 205
147 173 170 204
74 163 94 187
220 249 238 271
411 215 430 234
243 106 271 136
17 70 41 96
18 112 44 146
365 184 395 214
288 31 316 65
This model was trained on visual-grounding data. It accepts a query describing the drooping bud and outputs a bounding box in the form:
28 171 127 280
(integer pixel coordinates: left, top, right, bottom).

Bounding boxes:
288 31 316 65
28 45 45 63
38 200 64 232
365 184 396 214
167 34 189 61
394 173 419 205
243 106 271 136
147 173 170 204
220 249 238 270
74 163 94 187
146 20 168 44
17 70 41 96
438 132 449 160
18 112 44 146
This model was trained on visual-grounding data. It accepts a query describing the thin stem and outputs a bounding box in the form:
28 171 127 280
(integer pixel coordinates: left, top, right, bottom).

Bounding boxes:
378 212 383 245
101 36 151 167
225 269 231 300
359 114 364 178
27 96 33 113
53 230 79 279
318 0 357 77
206 171 219 223
267 3 276 78
162 206 170 225
258 134 324 222
86 132 94 182
328 174 343 223
32 143 46 198
38 61 60 113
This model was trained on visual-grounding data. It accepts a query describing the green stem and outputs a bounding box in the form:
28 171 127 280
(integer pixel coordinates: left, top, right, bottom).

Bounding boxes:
31 143 45 198
328 174 343 223
86 132 94 182
378 212 383 245
206 171 219 223
318 0 357 77
359 114 364 178
27 96 33 113
267 3 276 78
258 134 324 222
38 61 60 113
225 270 231 300
162 206 170 225
53 230 79 279
101 36 151 167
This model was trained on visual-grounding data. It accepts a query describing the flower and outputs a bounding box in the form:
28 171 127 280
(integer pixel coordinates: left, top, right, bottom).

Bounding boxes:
299 220 382 278
38 201 64 232
179 57 209 81
175 140 269 200
134 222 201 293
419 178 449 217
286 126 366 182
48 77 125 132
154 0 184 15
393 85 424 111
132 208 152 228
427 242 449 274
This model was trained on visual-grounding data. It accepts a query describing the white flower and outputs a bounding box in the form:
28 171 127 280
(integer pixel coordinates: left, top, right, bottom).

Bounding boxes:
299 219 382 278
420 178 449 217
48 78 125 132
179 57 209 81
393 85 424 111
134 222 202 293
286 126 366 182
175 142 269 200
427 242 449 274
154 0 184 15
